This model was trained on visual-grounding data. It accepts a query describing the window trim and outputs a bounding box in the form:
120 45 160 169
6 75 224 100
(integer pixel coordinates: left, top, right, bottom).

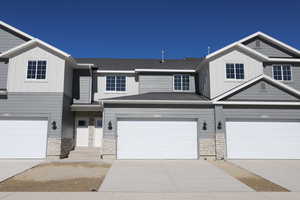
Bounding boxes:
272 64 293 82
25 59 48 82
225 63 245 81
105 75 127 93
173 74 190 92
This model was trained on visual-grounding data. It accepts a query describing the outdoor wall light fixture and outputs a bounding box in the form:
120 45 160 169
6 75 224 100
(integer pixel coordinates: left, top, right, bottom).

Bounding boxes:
202 121 207 130
108 121 113 130
51 121 57 130
217 121 222 130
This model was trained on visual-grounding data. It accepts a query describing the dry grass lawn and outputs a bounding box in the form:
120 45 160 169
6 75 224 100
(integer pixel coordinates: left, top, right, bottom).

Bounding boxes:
0 162 111 192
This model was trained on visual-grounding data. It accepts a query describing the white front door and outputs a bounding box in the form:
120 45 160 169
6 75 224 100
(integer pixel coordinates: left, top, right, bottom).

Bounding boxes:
117 120 198 159
0 119 48 158
94 118 103 147
76 118 89 147
226 121 300 159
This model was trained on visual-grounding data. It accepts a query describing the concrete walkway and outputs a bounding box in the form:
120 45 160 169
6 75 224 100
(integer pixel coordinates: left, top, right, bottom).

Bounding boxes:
0 160 42 182
231 160 300 192
0 192 299 200
99 160 253 192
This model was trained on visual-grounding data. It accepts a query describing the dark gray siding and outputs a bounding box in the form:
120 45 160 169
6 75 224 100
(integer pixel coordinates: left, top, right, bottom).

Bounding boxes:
0 62 8 89
198 63 210 98
226 80 299 101
0 93 64 138
0 26 28 53
103 105 215 141
264 63 300 91
61 95 75 152
139 74 196 94
223 105 300 121
244 38 295 58
73 69 91 103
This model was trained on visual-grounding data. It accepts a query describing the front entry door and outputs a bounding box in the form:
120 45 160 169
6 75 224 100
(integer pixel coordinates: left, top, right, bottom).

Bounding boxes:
94 118 103 147
76 117 89 146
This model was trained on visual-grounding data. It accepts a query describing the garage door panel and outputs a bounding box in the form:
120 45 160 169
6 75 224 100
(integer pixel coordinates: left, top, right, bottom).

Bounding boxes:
0 120 48 158
117 120 197 159
226 121 300 159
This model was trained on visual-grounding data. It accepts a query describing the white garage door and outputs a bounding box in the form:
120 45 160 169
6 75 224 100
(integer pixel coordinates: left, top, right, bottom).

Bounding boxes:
117 120 198 159
0 119 48 158
226 121 300 159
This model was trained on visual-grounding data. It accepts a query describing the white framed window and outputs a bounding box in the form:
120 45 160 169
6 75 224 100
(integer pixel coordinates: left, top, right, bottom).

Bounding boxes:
26 60 47 80
272 65 292 81
106 75 126 92
174 74 189 91
226 63 244 80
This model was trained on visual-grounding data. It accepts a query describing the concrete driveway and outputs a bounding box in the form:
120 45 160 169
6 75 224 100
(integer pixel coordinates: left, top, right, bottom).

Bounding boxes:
0 160 42 182
99 160 253 192
231 160 300 192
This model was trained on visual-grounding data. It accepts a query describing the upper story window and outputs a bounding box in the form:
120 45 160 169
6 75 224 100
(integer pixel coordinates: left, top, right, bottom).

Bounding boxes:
106 75 126 92
27 60 47 80
174 74 189 91
273 65 292 81
226 63 244 80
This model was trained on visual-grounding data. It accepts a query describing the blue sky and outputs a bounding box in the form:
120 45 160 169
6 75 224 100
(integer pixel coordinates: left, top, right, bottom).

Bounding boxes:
1 0 300 59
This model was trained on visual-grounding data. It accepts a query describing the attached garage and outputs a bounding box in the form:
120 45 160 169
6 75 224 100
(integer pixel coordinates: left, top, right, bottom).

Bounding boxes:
0 119 48 158
226 121 300 159
117 120 198 159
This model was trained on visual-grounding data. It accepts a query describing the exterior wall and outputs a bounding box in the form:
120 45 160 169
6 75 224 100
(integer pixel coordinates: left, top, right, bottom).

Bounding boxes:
73 69 91 103
139 73 196 94
227 80 299 101
0 26 28 53
198 63 210 98
209 49 264 99
0 61 8 89
7 46 66 93
264 63 300 91
93 74 139 101
0 92 64 157
102 105 216 158
244 38 294 58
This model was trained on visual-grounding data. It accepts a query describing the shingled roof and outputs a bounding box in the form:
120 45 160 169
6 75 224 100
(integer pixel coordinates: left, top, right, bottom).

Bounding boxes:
103 92 209 101
75 57 204 70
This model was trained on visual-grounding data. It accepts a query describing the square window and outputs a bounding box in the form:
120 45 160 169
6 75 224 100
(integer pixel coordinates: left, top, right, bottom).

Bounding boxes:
95 119 102 128
273 65 291 81
78 120 87 127
226 63 245 80
174 74 189 91
27 60 47 80
106 76 126 91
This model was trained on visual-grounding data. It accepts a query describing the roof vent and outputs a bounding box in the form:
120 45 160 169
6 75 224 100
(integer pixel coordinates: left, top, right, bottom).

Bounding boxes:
161 49 165 63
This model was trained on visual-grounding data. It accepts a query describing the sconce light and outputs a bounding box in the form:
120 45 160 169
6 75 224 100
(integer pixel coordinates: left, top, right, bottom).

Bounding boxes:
202 121 207 130
51 121 57 130
217 121 222 130
108 121 113 130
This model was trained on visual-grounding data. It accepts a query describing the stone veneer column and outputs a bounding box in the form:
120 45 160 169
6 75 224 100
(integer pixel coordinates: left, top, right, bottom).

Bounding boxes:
102 135 117 159
214 105 226 160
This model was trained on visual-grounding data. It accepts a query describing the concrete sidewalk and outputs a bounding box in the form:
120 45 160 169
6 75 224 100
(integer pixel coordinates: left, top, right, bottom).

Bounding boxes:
0 192 299 200
231 160 300 192
0 160 42 182
100 160 253 192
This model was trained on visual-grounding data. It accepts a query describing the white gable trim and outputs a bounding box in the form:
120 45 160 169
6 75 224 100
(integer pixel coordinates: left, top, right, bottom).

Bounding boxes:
0 38 70 59
206 32 300 61
214 101 300 106
212 74 300 102
0 21 34 40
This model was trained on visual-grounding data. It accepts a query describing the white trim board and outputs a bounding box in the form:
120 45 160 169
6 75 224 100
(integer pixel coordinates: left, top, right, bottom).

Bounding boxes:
0 38 71 59
206 32 300 61
212 74 300 102
0 21 34 40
